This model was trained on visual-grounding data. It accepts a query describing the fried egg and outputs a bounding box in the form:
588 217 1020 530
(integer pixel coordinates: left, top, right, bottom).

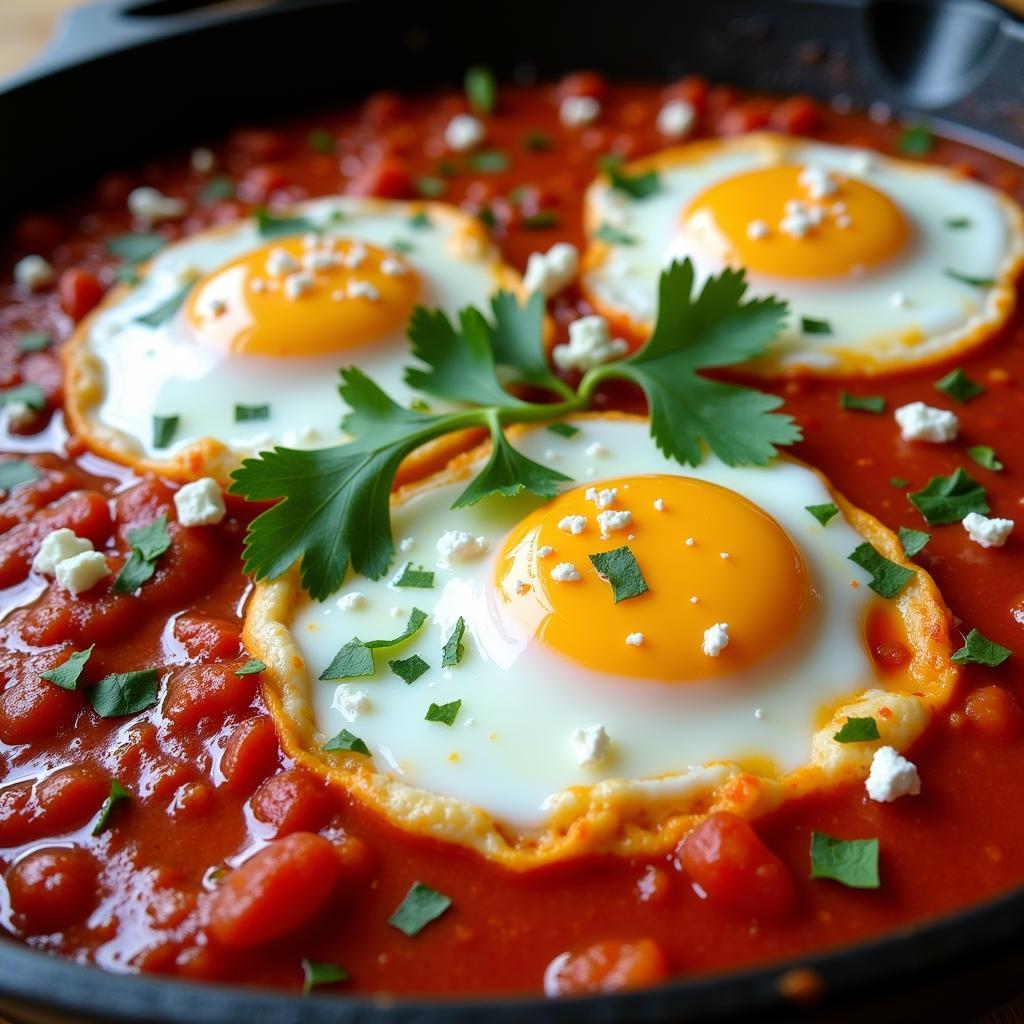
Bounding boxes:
581 134 1024 376
246 416 958 869
65 198 520 483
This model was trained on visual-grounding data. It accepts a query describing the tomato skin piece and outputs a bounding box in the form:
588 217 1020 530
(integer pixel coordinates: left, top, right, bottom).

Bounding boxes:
965 685 1024 742
58 268 104 321
220 716 280 797
207 832 344 947
163 662 259 733
680 812 796 919
544 937 669 996
0 764 109 847
7 846 99 934
770 95 822 135
346 159 413 199
250 768 333 838
556 71 610 104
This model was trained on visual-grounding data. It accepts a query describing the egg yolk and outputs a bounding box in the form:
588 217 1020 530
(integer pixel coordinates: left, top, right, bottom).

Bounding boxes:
184 237 421 357
680 164 911 279
495 474 812 682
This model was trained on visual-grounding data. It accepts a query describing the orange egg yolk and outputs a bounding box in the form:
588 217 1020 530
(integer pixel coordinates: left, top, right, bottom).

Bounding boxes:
184 237 421 357
680 164 911 279
495 474 812 682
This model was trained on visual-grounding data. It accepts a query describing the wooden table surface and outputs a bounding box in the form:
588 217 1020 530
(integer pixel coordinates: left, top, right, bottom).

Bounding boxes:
1 2 1023 1023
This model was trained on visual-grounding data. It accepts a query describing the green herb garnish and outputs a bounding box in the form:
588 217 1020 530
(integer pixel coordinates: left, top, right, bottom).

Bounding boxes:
806 503 839 526
0 460 41 490
388 881 452 936
235 659 266 677
255 208 318 238
0 383 46 411
91 780 130 836
801 317 832 335
934 367 983 404
589 546 649 603
389 654 430 684
546 422 579 438
890 477 909 489
17 331 51 352
40 645 94 691
136 279 194 327
944 217 971 229
425 699 462 726
833 717 881 743
88 669 160 717
465 65 497 116
392 563 435 589
301 959 348 995
234 404 271 422
602 157 660 199
909 468 988 525
308 128 334 154
810 832 880 889
322 728 370 755
839 391 886 414
967 445 1003 471
467 150 509 173
848 542 915 598
441 617 466 668
152 415 179 449
898 123 934 157
523 130 553 152
113 514 172 593
415 176 447 199
106 232 164 265
898 526 930 557
595 223 637 246
408 211 432 230
952 629 1012 667
198 176 235 203
944 267 995 288
319 608 427 680
522 210 561 230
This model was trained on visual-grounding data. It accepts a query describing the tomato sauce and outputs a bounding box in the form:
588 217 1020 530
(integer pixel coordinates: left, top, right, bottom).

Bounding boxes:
1 75 1024 997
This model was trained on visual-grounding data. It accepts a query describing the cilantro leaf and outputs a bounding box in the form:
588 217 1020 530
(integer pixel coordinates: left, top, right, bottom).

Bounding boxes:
106 232 164 265
604 160 660 199
425 699 462 726
967 445 1003 471
839 391 886 413
301 959 348 995
152 414 179 449
319 609 427 680
322 729 370 755
487 291 568 395
415 176 447 198
255 208 318 238
909 468 989 525
41 645 94 691
952 629 1011 667
0 460 41 490
898 526 930 557
388 881 452 936
113 515 172 593
848 542 915 598
523 131 553 152
944 267 995 288
890 477 909 489
523 211 560 230
441 617 466 668
945 217 971 229
235 659 266 676
810 832 880 889
934 367 983 404
392 562 434 588
452 428 570 508
89 669 160 717
465 65 497 115
0 383 46 411
806 503 839 526
17 331 51 352
589 546 649 603
390 654 430 684
467 150 509 174
833 717 881 743
546 422 579 439
801 317 832 335
234 403 270 422
599 261 797 466
595 223 637 245
91 780 130 836
898 123 933 156
136 280 193 327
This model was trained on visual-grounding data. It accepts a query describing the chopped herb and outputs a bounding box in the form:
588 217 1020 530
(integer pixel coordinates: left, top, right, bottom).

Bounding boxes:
388 881 452 936
848 542 915 598
1 383 46 411
477 207 497 229
952 628 1012 667
409 398 431 413
589 545 649 603
944 267 995 288
810 832 880 889
909 468 988 525
301 959 348 995
522 210 561 230
546 422 579 439
425 699 462 726
833 716 881 743
198 176 235 203
392 562 434 589
113 514 172 593
890 477 909 489
944 216 971 229
152 415 179 449
801 317 832 335
934 367 984 404
136 279 193 327
595 223 637 245
441 617 466 668
115 266 142 285
389 654 430 684
0 460 41 490
322 728 370 755
805 502 839 527
40 645 94 691
898 123 934 157
105 232 164 265
91 780 130 836
408 211 433 230
523 130 553 152
319 608 427 680
17 330 51 352
390 238 415 254
234 403 271 422
602 157 660 199
308 128 334 154
255 208 318 239
467 150 509 173
434 159 460 179
415 176 447 199
898 526 931 557
967 445 1003 471
839 391 886 414
88 668 160 717
235 659 266 677
465 65 497 116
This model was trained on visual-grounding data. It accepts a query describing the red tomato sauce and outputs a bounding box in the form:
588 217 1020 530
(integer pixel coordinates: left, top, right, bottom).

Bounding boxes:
1 75 1024 997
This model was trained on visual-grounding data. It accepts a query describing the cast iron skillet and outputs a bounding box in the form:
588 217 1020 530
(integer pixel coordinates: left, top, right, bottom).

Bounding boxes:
1 0 1023 1020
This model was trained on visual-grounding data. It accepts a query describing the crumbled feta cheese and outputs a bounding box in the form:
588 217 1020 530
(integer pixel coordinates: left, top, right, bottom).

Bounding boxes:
754 708 765 719
550 562 582 582
865 745 921 803
304 249 336 272
653 498 665 511
32 529 94 576
835 214 852 229
380 256 408 276
719 551 730 560
560 95 602 128
523 242 579 297
127 186 187 224
284 272 316 300
537 545 554 558
894 401 959 443
963 512 1014 549
445 113 487 152
585 486 617 509
347 280 380 301
436 530 490 565
625 632 644 646
543 449 560 462
701 622 730 657
848 150 875 175
779 200 822 239
689 595 699 604
250 278 267 294
798 164 839 199
389 606 403 618
333 685 371 722
337 592 367 611
399 537 416 552
54 551 110 595
265 248 300 277
553 316 628 373
13 255 55 291
173 477 226 527
889 291 910 308
557 515 587 535
570 724 610 767
597 509 632 539
584 442 608 458
685 537 695 547
656 98 695 139
190 147 216 173
5 401 35 429
746 219 771 240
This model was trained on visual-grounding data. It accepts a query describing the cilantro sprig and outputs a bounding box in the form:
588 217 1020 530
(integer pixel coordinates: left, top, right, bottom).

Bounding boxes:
231 260 797 599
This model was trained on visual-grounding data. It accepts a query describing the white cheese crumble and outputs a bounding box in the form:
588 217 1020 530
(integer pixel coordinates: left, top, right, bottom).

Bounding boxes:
523 242 579 297
128 186 187 224
653 498 665 511
585 486 617 509
889 291 910 308
284 272 316 300
894 401 959 443
343 244 368 269
399 537 416 552
347 280 381 301
865 745 921 803
550 562 582 582
962 512 1014 549
265 248 300 277
444 113 487 152
746 219 771 240
553 316 628 373
380 257 408 277
584 442 608 458
333 685 372 722
537 545 555 558
570 724 610 767
14 255 55 291
173 477 226 527
560 95 602 128
54 551 110 595
337 592 367 611
701 622 730 657
779 199 823 239
557 514 587 535
32 529 94 576
190 147 216 173
656 98 695 138
597 509 632 539
848 151 875 175
625 632 644 646
798 164 839 199
436 530 490 565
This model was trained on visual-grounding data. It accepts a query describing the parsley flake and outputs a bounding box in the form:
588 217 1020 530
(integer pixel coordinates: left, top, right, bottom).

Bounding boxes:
301 959 348 995
467 150 509 174
425 699 462 726
546 422 579 438
255 208 318 238
152 415 179 449
390 654 430 684
833 717 881 743
909 468 988 525
944 216 971 229
967 445 1003 471
934 367 984 404
308 128 334 154
0 383 45 411
522 210 561 230
40 645 94 691
898 123 933 156
442 617 466 668
415 176 447 199
234 403 270 422
319 609 427 680
848 542 915 598
88 669 160 717
113 514 172 593
589 545 649 603
136 279 194 327
810 832 880 889
17 330 51 352
91 780 130 836
890 477 909 489
465 65 497 116
0 460 41 490
952 629 1012 667
392 563 435 589
839 391 886 413
106 232 164 265
523 131 553 152
198 176 235 204
388 881 452 936
944 267 995 288
408 211 432 230
806 503 839 526
235 659 266 677
898 526 930 557
595 223 637 246
801 317 832 335
602 157 660 198
322 728 370 756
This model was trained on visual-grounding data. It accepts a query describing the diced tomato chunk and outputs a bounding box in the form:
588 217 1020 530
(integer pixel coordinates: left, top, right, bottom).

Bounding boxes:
717 99 774 136
19 584 142 649
0 671 86 746
362 91 406 124
965 685 1024 742
662 75 710 116
556 71 610 104
113 478 175 536
241 164 289 201
0 464 79 534
163 662 259 732
250 768 333 838
0 764 109 847
207 832 344 947
680 812 796 918
58 268 105 321
544 938 669 996
7 846 99 933
220 716 279 797
770 95 822 135
228 129 290 162
346 159 413 199
173 613 241 662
